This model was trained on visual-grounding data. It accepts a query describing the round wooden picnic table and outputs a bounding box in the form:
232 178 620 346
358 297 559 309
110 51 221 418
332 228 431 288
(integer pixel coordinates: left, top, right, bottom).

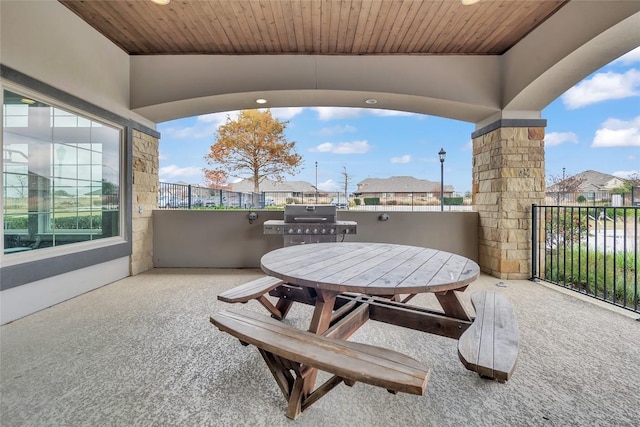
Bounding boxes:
261 242 481 396
260 242 480 296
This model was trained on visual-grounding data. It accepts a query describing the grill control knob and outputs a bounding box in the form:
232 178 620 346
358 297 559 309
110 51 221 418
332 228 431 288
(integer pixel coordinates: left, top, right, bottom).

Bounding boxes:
330 229 335 234
288 228 294 234
313 228 318 234
305 228 310 234
321 229 326 233
297 228 302 234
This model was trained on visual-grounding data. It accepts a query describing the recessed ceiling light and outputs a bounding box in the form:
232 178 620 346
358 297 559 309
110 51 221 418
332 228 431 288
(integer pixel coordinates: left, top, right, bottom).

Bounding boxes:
365 99 377 105
256 99 268 104
20 98 36 104
461 0 481 5
150 0 171 5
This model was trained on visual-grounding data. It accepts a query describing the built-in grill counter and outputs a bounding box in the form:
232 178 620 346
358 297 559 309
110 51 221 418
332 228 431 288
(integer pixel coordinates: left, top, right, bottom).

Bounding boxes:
263 204 357 246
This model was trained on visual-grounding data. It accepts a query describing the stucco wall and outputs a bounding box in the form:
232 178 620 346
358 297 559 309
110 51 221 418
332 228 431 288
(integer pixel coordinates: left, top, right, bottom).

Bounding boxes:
153 210 478 268
0 1 152 128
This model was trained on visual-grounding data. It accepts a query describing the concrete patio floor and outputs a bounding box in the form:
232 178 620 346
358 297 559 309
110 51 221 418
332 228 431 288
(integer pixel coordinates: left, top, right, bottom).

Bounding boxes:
1 269 639 426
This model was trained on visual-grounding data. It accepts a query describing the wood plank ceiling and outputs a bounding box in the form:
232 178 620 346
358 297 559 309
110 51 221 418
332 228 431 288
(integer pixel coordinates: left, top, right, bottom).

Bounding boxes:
59 0 567 56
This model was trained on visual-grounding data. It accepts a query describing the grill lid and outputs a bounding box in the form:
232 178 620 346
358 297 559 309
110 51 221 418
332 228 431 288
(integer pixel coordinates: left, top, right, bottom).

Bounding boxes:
284 204 337 223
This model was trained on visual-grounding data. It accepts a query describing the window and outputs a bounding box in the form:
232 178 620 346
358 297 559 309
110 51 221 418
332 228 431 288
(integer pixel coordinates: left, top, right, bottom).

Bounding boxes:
2 89 122 255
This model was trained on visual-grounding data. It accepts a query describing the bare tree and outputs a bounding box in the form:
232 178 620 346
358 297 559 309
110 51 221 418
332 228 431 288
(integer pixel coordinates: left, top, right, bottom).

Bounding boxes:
547 171 585 204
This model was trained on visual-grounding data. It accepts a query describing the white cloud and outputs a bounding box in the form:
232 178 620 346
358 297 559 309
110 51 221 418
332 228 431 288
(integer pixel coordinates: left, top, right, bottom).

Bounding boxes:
163 109 302 139
312 107 364 121
310 140 371 154
197 111 241 126
562 69 640 109
592 116 640 148
318 179 339 191
312 106 419 121
613 47 640 66
269 107 304 120
370 109 416 117
159 164 203 181
545 131 579 147
161 111 240 140
390 154 412 164
197 110 240 129
161 124 213 140
612 170 640 179
462 140 473 151
313 125 357 136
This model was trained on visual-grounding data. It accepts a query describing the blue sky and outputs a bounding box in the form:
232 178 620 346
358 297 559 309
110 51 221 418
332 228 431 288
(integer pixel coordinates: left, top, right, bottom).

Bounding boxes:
158 47 640 194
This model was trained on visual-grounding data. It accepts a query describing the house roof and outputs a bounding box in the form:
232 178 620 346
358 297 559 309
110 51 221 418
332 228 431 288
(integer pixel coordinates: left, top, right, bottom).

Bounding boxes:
547 170 625 192
231 178 316 193
357 176 454 193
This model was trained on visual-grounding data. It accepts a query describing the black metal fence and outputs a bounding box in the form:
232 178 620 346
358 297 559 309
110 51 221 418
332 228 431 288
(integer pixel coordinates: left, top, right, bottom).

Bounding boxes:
158 182 472 211
531 204 639 313
158 182 260 209
545 187 639 206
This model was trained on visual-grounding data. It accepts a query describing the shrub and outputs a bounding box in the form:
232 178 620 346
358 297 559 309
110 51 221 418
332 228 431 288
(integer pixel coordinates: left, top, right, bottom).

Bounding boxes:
353 198 361 206
4 216 28 229
545 246 639 308
544 207 591 249
5 215 104 230
443 197 463 206
54 215 102 229
386 200 397 205
364 197 380 205
576 195 587 203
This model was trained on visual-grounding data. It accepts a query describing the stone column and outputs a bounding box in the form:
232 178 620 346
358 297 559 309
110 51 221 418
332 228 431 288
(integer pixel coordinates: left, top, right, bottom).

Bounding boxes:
472 122 545 279
131 130 159 275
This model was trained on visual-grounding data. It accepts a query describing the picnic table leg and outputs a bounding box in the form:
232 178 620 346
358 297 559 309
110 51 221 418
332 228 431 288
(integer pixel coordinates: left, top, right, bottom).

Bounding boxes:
303 289 339 395
435 289 472 321
308 289 338 335
274 298 294 320
273 285 316 320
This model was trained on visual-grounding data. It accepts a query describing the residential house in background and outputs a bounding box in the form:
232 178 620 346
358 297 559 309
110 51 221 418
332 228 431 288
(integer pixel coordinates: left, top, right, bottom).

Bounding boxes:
546 170 630 204
547 170 626 192
231 178 316 197
355 176 455 205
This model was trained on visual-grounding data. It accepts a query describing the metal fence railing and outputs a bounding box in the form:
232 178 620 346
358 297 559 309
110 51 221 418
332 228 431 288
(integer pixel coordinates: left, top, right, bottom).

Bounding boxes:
531 204 639 313
261 191 471 211
158 183 472 211
545 188 639 206
158 182 260 209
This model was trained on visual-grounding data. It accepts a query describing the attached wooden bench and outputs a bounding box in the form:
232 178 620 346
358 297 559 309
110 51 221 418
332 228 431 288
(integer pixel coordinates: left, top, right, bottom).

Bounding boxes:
457 291 519 382
217 276 285 319
211 309 430 419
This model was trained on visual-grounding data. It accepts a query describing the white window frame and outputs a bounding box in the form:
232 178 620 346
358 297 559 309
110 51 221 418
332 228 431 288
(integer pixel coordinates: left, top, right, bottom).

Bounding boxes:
0 82 126 267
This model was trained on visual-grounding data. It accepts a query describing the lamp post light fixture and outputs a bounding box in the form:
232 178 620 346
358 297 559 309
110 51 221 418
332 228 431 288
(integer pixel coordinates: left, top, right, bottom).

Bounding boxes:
315 161 318 204
439 148 446 211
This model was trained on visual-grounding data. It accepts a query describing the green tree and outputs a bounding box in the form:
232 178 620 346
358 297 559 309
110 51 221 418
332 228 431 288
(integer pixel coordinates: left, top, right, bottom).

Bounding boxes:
204 110 302 193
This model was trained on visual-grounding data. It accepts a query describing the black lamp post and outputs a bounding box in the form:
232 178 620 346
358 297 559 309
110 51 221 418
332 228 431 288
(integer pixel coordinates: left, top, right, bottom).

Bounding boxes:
315 161 318 204
439 148 446 211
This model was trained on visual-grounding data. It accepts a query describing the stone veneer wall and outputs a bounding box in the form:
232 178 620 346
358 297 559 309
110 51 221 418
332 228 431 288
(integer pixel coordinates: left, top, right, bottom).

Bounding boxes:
131 130 159 275
472 126 545 279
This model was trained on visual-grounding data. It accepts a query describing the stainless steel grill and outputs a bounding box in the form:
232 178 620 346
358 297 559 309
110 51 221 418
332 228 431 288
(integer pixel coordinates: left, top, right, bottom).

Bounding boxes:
263 205 357 246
